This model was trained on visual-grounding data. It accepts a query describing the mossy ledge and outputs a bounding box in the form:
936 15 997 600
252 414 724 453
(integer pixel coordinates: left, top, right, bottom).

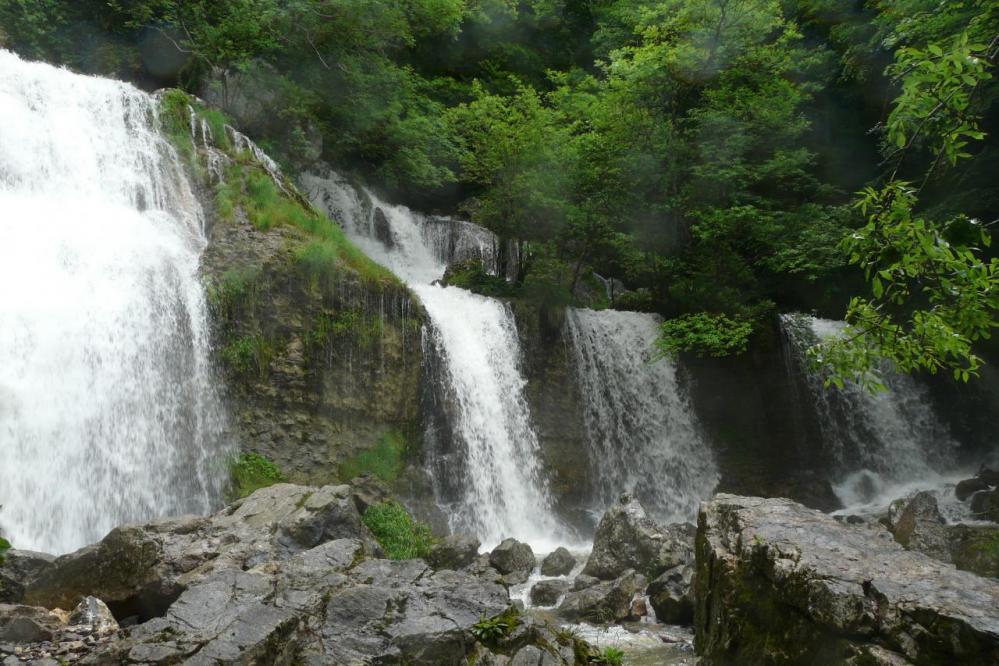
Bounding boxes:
159 90 426 490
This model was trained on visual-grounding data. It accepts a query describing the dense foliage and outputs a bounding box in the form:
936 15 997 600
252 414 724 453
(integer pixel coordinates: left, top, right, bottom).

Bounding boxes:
4 0 996 387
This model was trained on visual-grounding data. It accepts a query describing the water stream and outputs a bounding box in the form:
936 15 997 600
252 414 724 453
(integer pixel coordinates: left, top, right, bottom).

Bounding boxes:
780 314 968 516
301 170 567 549
0 50 229 554
565 309 718 524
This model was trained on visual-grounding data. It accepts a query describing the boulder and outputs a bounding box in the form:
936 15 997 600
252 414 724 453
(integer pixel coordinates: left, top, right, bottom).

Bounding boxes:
425 535 481 571
0 550 54 603
956 477 991 502
696 494 999 665
557 570 645 623
0 604 63 642
22 483 379 616
529 580 570 607
5 484 592 664
647 565 694 626
582 494 693 580
570 575 599 591
540 548 576 577
970 488 999 522
68 597 118 636
489 539 535 576
948 524 999 578
888 491 952 563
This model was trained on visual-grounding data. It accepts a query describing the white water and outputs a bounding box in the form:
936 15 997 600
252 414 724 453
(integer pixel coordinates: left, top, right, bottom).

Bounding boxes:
0 51 228 553
565 309 718 524
780 314 964 513
302 170 568 549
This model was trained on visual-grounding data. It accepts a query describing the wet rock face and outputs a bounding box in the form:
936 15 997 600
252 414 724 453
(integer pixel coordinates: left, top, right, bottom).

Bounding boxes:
582 495 693 580
0 551 54 604
201 204 424 488
695 494 999 665
647 565 694 626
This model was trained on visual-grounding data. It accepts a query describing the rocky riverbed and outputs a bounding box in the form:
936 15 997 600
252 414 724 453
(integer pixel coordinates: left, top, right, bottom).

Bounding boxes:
2 483 998 665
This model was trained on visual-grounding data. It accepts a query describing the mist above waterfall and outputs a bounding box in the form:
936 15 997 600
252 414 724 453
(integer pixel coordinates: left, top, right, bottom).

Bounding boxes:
0 50 229 554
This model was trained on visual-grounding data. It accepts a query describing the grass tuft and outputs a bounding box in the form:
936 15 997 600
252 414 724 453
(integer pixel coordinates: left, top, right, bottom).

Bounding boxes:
228 452 286 500
362 501 435 560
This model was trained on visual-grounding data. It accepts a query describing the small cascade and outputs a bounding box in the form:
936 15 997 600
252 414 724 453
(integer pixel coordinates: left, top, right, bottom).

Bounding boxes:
780 314 961 511
302 170 568 548
565 309 719 525
0 51 229 553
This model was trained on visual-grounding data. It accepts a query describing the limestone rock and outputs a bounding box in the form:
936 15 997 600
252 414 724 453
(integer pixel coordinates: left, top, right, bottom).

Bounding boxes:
0 605 63 643
0 550 54 604
647 565 694 625
582 495 693 580
696 494 999 665
557 570 644 623
540 547 576 577
489 539 535 576
68 597 118 636
529 580 570 607
426 535 481 571
23 483 377 613
888 491 952 562
948 524 999 578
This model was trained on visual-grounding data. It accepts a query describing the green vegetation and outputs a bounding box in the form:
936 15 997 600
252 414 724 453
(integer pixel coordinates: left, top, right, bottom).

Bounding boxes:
596 646 625 666
228 452 286 500
339 432 407 484
220 334 274 379
361 501 436 560
657 313 756 359
0 535 10 564
8 0 998 389
443 260 518 297
470 607 521 645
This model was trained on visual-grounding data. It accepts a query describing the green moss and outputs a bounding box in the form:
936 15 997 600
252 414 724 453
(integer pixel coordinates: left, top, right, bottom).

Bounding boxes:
228 452 286 500
340 431 406 483
0 535 10 565
362 501 436 560
221 334 275 379
208 267 262 320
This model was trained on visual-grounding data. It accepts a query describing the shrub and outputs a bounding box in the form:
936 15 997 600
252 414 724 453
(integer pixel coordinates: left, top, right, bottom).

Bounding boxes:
362 501 435 560
228 452 286 500
656 312 754 359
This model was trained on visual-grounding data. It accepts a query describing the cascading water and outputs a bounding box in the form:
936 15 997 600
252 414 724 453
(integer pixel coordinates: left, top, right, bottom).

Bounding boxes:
301 170 567 548
565 309 718 524
780 314 966 515
0 51 229 553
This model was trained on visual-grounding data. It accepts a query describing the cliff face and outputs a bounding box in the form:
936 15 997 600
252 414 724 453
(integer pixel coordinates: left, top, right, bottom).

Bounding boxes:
163 91 426 488
201 213 424 486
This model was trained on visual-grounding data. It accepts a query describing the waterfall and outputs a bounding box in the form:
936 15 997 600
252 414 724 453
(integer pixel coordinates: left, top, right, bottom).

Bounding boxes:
0 51 229 554
301 170 567 549
565 309 718 524
780 314 963 512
